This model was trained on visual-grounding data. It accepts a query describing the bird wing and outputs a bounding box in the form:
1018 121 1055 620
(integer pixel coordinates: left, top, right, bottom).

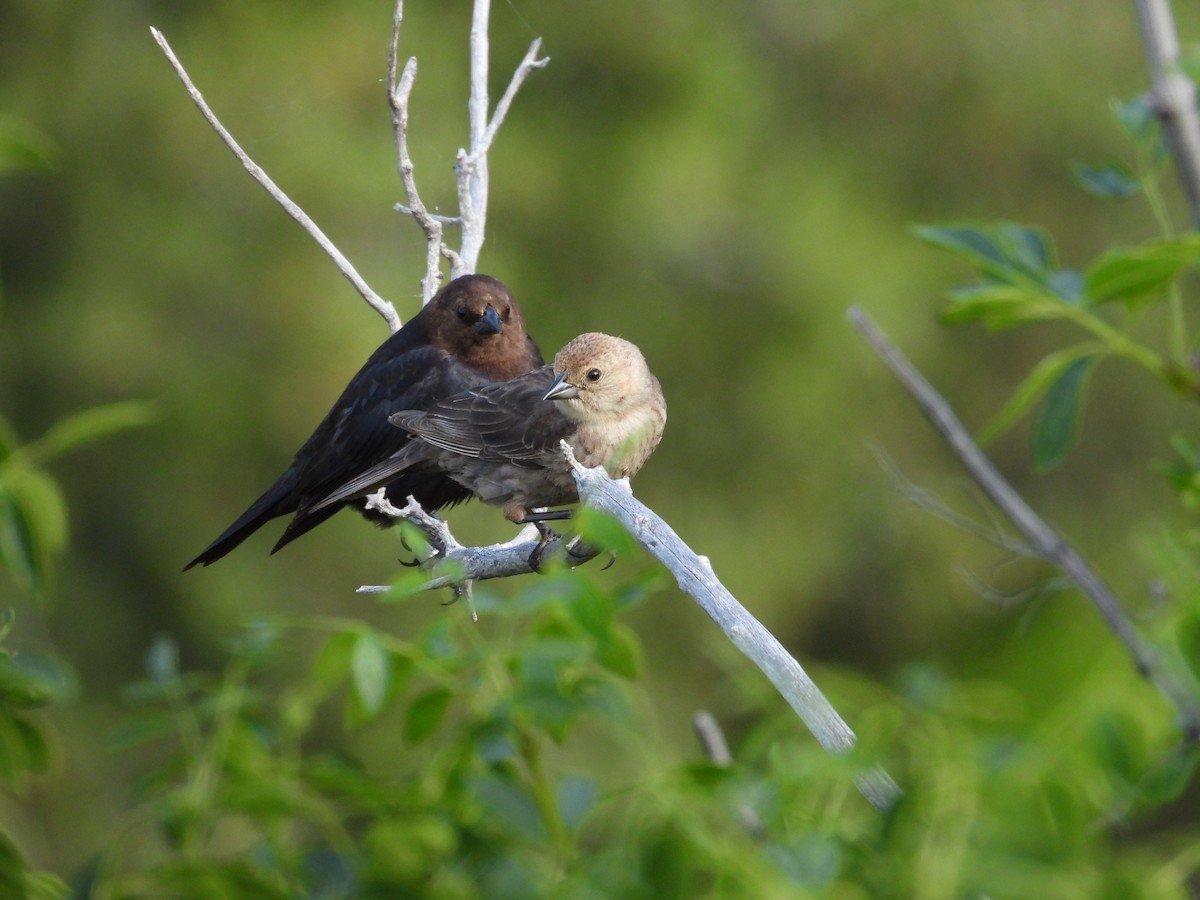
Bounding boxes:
294 345 489 499
392 365 571 464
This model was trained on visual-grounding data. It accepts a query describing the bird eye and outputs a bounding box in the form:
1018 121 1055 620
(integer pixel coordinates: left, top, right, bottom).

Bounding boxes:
502 306 512 321
586 368 602 382
456 305 469 322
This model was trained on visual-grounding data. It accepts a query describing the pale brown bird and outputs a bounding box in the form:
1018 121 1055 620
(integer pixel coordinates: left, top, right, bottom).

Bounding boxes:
313 332 666 539
185 274 543 569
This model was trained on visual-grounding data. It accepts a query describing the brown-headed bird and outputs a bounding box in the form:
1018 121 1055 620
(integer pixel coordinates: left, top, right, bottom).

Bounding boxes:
184 274 543 569
312 332 666 537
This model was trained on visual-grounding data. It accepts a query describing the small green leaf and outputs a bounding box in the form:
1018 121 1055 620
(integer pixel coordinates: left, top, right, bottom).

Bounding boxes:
915 222 1059 288
351 628 392 719
0 470 67 597
1137 746 1200 804
575 508 637 556
1111 95 1158 146
557 775 598 830
1085 235 1200 305
939 283 1061 330
977 346 1105 445
1032 356 1098 472
27 401 156 464
1071 161 1139 199
404 687 452 744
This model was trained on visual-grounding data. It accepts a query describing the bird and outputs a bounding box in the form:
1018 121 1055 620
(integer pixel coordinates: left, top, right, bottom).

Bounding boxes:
184 274 543 569
311 332 666 542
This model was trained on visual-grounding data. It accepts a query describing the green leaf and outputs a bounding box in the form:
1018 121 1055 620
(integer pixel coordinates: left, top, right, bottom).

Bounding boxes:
1137 747 1200 804
1032 355 1098 472
574 508 637 556
1111 95 1159 146
914 222 1059 287
0 116 57 174
25 401 156 465
0 652 72 707
939 283 1063 330
0 470 67 597
977 346 1105 445
1086 236 1200 305
557 775 598 830
1071 161 1140 199
404 687 452 744
351 628 392 719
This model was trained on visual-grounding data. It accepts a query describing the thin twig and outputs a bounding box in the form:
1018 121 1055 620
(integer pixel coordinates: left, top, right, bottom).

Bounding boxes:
1134 0 1200 227
150 27 401 332
848 305 1200 740
354 492 600 602
387 1 457 303
563 445 902 813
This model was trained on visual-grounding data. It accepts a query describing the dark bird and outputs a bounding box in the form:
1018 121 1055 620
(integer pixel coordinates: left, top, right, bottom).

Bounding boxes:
312 332 666 531
184 274 543 569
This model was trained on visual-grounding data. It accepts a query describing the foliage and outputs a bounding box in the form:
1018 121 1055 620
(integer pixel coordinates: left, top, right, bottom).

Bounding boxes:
0 403 154 600
76 560 1200 898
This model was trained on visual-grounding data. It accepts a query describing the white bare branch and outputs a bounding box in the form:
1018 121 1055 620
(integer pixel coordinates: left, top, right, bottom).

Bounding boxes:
561 444 902 812
150 27 401 332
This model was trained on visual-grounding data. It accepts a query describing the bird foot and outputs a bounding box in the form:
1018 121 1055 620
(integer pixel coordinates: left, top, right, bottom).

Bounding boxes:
527 520 562 571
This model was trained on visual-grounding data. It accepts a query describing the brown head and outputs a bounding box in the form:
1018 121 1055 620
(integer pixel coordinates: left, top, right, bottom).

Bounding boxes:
543 332 667 478
424 274 543 379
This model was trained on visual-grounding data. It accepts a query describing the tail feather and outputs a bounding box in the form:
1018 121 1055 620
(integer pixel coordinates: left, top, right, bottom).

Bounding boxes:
183 478 297 569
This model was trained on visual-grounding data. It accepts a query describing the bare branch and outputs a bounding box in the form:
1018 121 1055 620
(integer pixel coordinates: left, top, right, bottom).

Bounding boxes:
150 27 401 332
388 2 457 304
562 444 902 812
465 38 551 166
848 305 1200 740
354 492 600 600
1134 0 1200 226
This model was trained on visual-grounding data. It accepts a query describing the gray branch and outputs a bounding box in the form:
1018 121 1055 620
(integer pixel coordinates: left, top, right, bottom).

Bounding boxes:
562 444 902 812
150 27 401 332
1134 0 1200 226
388 0 548 288
848 305 1200 740
355 492 601 609
388 2 457 304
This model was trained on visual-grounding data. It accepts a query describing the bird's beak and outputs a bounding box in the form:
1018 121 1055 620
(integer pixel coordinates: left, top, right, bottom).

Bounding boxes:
475 304 502 335
542 371 580 401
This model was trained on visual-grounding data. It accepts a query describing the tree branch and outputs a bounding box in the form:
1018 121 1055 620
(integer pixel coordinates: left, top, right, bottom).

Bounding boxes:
386 0 547 286
848 305 1200 741
354 492 601 611
562 444 902 813
1133 0 1200 227
387 1 458 304
149 27 401 332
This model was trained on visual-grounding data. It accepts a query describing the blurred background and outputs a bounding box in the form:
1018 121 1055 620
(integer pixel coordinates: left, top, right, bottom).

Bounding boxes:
2 0 1199 878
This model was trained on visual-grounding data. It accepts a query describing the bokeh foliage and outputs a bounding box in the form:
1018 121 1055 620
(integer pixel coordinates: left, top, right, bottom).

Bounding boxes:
3 0 1200 895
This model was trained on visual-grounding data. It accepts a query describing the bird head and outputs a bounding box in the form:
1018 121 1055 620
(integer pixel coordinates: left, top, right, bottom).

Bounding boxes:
427 274 542 378
545 333 655 420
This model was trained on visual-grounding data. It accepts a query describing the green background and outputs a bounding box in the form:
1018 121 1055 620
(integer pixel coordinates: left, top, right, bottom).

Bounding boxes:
1 0 1197 877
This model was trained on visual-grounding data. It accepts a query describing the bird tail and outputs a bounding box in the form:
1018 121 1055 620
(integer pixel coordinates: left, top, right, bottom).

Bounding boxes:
183 477 297 569
310 449 422 516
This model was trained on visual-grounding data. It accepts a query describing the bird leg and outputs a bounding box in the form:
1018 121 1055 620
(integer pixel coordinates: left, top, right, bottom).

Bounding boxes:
519 508 574 523
527 520 562 570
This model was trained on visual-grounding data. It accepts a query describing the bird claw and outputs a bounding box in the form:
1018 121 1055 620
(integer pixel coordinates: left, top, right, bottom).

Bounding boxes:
527 520 561 571
397 555 421 568
600 553 617 571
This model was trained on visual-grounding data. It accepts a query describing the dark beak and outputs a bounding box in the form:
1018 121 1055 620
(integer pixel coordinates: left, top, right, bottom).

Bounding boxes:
542 372 580 401
475 304 502 335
